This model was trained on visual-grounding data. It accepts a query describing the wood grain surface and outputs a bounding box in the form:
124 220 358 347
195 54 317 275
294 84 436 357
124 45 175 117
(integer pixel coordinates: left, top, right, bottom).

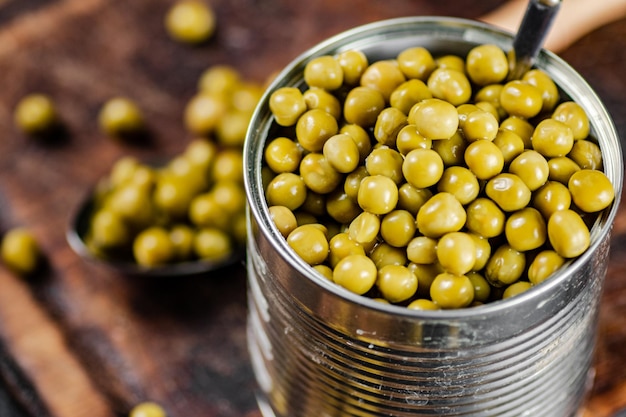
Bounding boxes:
0 1 624 416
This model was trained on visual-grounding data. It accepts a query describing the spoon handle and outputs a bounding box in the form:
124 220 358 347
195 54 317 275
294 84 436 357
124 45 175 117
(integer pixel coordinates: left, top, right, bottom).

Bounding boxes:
508 0 561 80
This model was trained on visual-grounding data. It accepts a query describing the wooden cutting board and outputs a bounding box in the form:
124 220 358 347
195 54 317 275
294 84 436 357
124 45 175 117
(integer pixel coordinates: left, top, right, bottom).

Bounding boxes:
0 1 625 416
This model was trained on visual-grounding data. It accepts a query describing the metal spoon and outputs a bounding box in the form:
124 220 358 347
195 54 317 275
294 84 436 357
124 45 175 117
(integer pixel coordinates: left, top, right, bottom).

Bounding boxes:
508 0 562 80
66 188 244 278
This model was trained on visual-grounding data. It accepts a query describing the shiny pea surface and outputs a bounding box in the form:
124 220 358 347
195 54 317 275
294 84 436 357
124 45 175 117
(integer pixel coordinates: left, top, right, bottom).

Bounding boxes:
261 44 614 308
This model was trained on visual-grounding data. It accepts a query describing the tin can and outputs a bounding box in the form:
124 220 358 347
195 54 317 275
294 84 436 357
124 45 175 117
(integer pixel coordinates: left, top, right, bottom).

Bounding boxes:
243 17 623 417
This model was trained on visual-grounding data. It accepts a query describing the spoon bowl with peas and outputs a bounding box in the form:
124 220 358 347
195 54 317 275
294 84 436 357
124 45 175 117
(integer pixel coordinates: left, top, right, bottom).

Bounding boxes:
67 141 247 278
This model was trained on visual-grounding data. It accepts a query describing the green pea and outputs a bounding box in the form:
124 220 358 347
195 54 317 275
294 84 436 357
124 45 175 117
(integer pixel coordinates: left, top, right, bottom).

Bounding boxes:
287 224 329 266
1 228 41 276
333 254 378 295
547 209 590 258
376 264 418 303
568 169 615 212
436 232 476 276
416 192 466 238
165 0 215 44
304 55 344 91
430 273 474 309
357 175 399 215
14 93 58 135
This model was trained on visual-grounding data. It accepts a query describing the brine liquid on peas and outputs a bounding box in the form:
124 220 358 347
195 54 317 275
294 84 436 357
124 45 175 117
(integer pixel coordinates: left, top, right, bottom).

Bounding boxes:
263 44 615 310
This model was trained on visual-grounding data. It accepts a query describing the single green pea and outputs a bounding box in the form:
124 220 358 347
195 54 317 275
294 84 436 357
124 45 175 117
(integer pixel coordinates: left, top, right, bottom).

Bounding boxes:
568 139 603 170
528 250 565 285
269 205 298 238
397 46 436 80
416 192 466 238
407 299 440 311
357 175 399 215
14 93 59 135
500 80 543 119
465 44 508 86
464 140 504 180
437 166 479 205
376 264 418 303
568 169 615 213
467 272 491 303
295 109 339 152
531 119 574 158
432 131 466 167
408 98 459 140
406 236 437 264
380 209 416 248
265 172 307 211
465 197 505 238
547 156 581 184
436 232 476 276
390 79 433 115
198 65 240 95
328 232 366 268
269 87 307 126
430 273 474 309
552 101 589 140
194 227 233 262
493 129 525 165
99 97 145 137
504 207 547 252
374 107 407 147
264 137 303 174
1 228 41 276
333 254 378 295
502 281 533 299
360 60 406 101
169 224 195 261
343 86 386 128
402 148 444 189
369 242 408 269
509 150 550 191
326 189 362 224
165 0 215 44
184 93 226 135
313 264 334 281
133 227 175 267
395 124 431 156
129 401 168 417
348 211 380 246
470 233 491 271
461 109 499 142
427 68 472 106
484 244 526 287
485 173 531 212
303 88 342 119
287 224 329 266
336 49 369 86
397 183 432 216
532 181 572 219
547 209 590 258
304 56 344 91
323 133 360 174
299 153 342 194
365 146 404 185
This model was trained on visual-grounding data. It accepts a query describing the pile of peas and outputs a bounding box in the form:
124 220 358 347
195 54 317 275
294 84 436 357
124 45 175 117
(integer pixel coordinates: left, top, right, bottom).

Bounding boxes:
263 44 615 309
83 66 263 268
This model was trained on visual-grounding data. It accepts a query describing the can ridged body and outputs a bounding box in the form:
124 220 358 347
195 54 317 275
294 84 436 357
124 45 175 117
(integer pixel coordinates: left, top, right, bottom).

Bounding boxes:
244 17 623 417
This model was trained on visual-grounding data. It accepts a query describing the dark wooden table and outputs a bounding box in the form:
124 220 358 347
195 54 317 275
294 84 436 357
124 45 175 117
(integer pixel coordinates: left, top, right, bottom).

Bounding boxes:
0 1 624 416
